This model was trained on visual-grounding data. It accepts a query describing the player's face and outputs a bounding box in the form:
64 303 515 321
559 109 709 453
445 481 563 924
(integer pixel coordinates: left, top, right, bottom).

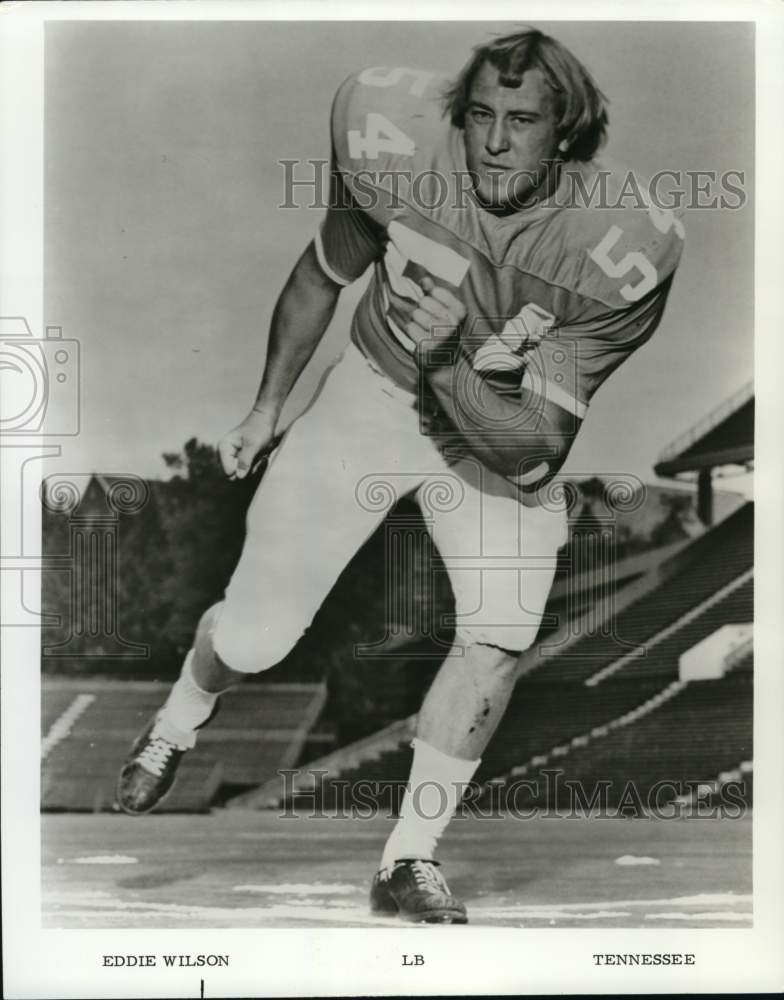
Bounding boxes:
463 62 563 212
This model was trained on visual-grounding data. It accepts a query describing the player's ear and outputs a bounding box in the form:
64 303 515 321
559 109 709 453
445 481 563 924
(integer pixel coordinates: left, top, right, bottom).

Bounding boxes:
557 138 569 153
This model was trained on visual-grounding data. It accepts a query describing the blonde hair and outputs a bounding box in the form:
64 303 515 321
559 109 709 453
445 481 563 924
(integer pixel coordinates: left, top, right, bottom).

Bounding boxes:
444 29 609 162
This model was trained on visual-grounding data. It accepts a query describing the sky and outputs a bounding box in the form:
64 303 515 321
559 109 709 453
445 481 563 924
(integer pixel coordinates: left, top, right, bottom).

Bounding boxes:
43 19 755 493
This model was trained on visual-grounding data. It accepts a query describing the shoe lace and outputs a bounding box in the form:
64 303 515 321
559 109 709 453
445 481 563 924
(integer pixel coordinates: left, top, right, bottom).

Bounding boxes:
408 860 447 893
137 736 177 777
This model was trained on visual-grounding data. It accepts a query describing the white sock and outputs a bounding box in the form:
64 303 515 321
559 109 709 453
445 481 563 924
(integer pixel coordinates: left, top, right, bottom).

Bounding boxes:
380 738 480 871
154 651 219 749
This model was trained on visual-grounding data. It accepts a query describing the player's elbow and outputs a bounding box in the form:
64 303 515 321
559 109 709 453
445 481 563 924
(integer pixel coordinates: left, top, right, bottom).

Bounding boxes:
505 453 560 494
503 425 577 493
293 240 345 297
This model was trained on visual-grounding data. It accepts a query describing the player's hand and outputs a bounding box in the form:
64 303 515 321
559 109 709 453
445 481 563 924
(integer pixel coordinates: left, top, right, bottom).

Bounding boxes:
218 408 278 480
404 276 466 351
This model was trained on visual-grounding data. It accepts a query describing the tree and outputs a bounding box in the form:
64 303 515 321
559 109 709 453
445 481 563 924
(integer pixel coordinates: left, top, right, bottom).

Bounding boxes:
156 438 254 658
41 475 174 676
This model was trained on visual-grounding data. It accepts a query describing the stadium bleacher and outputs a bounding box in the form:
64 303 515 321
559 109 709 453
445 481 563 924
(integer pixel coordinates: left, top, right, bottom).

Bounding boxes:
41 681 325 812
525 503 752 684
605 576 753 682
513 671 754 809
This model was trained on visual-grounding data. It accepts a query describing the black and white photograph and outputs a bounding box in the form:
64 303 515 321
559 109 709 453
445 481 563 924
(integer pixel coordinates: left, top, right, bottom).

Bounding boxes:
2 3 783 997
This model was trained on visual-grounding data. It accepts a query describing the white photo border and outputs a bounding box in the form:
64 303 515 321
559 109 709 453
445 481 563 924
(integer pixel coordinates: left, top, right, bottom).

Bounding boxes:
1 1 782 997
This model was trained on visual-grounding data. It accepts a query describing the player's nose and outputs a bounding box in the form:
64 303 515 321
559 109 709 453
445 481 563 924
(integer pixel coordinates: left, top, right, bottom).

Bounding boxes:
485 120 510 155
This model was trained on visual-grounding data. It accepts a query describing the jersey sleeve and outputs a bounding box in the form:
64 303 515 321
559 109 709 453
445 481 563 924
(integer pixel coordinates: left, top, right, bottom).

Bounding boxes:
314 160 384 286
521 275 675 417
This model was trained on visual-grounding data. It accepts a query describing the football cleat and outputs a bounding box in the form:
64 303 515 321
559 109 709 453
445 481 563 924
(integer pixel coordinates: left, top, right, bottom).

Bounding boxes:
116 700 221 815
116 714 189 815
369 859 468 924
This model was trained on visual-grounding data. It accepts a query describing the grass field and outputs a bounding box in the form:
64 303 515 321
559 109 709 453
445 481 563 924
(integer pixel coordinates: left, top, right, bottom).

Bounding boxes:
42 809 752 929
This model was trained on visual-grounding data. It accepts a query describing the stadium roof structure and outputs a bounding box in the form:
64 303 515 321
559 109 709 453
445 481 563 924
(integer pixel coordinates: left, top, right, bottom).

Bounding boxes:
654 381 754 478
654 381 753 525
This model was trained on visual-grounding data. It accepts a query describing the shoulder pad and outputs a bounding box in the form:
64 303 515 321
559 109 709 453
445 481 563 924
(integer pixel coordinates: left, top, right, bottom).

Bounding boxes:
557 159 685 307
331 67 449 220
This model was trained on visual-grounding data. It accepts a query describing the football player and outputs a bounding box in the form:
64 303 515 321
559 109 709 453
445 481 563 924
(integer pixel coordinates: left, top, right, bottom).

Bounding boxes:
118 28 683 924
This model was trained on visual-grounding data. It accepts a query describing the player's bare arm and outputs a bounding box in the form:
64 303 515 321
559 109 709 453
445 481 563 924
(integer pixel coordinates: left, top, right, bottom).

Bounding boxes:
219 239 342 479
403 276 579 493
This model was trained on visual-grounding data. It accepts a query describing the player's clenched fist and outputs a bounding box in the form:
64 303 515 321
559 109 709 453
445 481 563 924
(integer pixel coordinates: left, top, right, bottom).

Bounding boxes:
404 276 467 351
218 408 278 480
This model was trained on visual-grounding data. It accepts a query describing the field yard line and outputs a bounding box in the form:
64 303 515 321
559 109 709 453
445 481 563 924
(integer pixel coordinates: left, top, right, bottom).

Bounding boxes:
41 694 96 760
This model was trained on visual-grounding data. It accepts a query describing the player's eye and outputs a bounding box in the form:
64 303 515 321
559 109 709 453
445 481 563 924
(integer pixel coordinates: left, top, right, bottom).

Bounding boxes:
469 107 492 123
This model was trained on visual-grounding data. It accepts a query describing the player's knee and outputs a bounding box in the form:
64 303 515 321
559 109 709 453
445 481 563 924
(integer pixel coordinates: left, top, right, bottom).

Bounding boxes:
458 627 537 659
475 641 523 669
195 602 224 646
212 605 305 675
